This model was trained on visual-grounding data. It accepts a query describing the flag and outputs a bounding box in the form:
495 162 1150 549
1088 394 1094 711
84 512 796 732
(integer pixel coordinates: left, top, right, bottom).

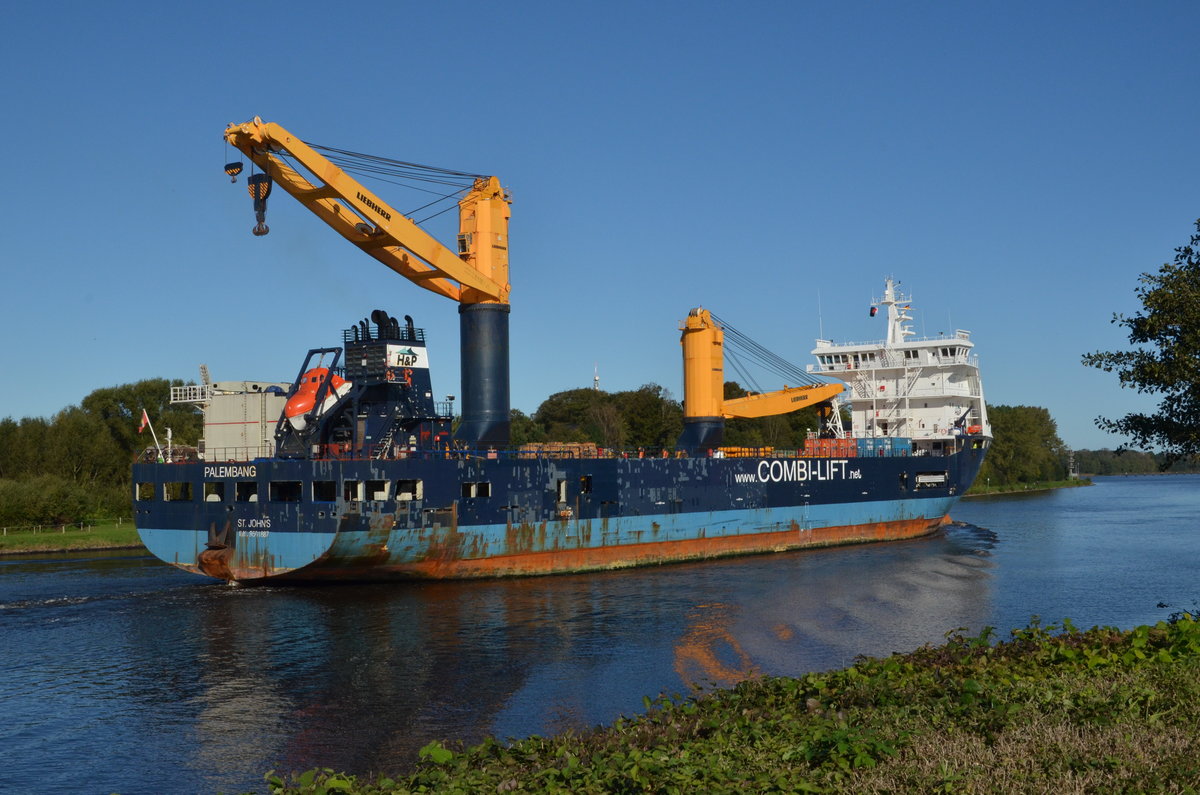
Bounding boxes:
138 409 149 434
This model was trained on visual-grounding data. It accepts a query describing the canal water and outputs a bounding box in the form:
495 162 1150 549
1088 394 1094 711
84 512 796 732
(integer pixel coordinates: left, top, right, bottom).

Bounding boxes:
3 475 1197 794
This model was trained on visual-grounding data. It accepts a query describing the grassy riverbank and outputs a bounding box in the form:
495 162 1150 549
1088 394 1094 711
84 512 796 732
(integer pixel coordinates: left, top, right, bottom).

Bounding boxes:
965 477 1092 497
0 519 142 555
258 617 1200 794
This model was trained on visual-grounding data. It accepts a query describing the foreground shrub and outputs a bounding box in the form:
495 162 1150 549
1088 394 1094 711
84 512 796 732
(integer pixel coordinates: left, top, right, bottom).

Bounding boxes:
260 617 1200 794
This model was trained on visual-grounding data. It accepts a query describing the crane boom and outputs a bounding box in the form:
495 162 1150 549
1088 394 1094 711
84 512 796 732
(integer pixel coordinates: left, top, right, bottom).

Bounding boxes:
720 383 845 419
223 117 510 305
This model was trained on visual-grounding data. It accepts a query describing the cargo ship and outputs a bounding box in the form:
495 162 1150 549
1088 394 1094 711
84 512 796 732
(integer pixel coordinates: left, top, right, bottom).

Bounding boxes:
133 279 989 582
132 118 989 582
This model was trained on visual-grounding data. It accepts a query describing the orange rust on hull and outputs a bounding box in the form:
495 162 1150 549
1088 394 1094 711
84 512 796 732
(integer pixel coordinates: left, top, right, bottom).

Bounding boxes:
283 514 952 582
196 546 235 580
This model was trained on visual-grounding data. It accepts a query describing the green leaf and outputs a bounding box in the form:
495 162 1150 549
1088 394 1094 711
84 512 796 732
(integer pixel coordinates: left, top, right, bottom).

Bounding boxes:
419 740 455 764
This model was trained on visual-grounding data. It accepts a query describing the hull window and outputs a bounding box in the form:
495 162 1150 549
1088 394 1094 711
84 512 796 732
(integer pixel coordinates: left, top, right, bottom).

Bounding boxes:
270 481 303 502
915 471 949 489
236 481 258 503
396 479 423 502
204 482 225 503
461 482 492 499
313 480 337 502
163 482 192 502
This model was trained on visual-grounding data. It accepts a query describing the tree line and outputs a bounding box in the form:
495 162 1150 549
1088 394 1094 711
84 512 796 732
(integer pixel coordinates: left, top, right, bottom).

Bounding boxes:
0 375 1188 526
1072 448 1200 476
0 379 201 526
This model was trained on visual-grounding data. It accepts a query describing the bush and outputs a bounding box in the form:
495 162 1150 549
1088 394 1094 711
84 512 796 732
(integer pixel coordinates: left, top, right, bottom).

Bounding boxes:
0 476 126 526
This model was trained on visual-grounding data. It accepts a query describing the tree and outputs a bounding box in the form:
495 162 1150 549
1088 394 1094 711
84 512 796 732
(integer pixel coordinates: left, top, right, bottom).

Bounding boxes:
508 409 546 446
1082 219 1200 466
588 403 626 448
81 378 202 460
612 384 681 449
975 405 1067 487
532 389 606 442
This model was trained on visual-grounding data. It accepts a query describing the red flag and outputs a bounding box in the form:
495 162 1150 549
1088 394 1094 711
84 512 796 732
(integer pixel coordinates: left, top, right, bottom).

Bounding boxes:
138 409 149 434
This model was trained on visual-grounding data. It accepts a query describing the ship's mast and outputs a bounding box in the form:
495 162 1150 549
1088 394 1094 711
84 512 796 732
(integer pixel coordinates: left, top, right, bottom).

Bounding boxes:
878 278 915 346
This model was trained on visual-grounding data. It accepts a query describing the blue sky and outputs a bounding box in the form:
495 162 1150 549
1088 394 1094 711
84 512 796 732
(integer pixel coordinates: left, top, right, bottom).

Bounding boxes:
1 1 1196 451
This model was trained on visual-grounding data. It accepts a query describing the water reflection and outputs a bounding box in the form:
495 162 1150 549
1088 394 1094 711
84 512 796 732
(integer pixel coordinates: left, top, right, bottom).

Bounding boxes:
671 525 997 690
10 476 1200 795
2 529 998 794
174 523 998 782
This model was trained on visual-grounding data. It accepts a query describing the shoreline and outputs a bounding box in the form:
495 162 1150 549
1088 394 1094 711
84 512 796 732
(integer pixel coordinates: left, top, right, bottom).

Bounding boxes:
0 543 145 557
963 478 1092 499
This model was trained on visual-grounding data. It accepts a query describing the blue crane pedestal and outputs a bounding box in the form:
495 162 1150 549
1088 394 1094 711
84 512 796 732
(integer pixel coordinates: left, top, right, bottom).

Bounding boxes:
455 302 511 447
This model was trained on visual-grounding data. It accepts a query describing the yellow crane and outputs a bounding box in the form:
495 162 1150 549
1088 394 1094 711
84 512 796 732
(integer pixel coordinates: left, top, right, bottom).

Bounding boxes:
223 118 837 452
223 117 512 445
678 308 844 449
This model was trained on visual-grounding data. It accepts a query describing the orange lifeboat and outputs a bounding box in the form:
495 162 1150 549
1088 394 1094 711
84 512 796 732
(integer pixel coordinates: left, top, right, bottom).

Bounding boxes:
285 368 350 430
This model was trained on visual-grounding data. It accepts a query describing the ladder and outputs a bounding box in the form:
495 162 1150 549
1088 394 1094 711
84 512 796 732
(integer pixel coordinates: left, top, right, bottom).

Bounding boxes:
374 418 404 459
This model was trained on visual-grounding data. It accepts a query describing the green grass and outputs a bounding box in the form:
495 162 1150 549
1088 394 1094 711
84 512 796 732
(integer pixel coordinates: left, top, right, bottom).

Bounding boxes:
0 519 142 554
258 617 1200 794
966 477 1092 497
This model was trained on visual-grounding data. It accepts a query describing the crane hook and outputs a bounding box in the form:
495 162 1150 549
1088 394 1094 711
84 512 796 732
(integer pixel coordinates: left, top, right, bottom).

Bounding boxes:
224 161 244 183
247 173 273 236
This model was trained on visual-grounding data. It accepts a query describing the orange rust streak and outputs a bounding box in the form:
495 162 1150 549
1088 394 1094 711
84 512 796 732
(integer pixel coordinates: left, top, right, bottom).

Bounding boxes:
306 515 950 581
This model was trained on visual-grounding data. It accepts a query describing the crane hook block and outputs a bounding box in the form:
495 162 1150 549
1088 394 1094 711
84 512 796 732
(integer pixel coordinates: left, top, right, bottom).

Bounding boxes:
224 161 244 183
247 173 272 200
247 173 273 236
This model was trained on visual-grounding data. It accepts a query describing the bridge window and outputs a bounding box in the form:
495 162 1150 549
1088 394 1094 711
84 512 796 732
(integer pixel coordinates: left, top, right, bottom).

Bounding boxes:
343 480 363 502
204 482 225 502
136 482 155 501
368 479 390 500
313 480 337 502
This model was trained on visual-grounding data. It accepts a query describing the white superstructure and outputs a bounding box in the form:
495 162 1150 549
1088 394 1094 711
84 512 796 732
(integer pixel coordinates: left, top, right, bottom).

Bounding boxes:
171 377 289 461
810 278 990 456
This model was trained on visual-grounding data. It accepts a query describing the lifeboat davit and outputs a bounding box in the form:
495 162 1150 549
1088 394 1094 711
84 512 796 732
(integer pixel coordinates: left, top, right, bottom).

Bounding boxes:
285 368 351 431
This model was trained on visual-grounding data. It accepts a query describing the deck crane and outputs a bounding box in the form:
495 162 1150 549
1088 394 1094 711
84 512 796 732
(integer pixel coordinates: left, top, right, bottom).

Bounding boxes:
223 117 512 445
678 308 844 450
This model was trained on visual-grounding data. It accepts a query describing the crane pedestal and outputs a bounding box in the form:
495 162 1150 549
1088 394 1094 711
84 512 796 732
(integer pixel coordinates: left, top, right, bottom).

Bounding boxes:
455 303 511 447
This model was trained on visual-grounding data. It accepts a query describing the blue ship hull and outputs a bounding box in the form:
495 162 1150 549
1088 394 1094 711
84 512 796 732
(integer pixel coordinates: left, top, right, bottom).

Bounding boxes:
133 441 986 582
